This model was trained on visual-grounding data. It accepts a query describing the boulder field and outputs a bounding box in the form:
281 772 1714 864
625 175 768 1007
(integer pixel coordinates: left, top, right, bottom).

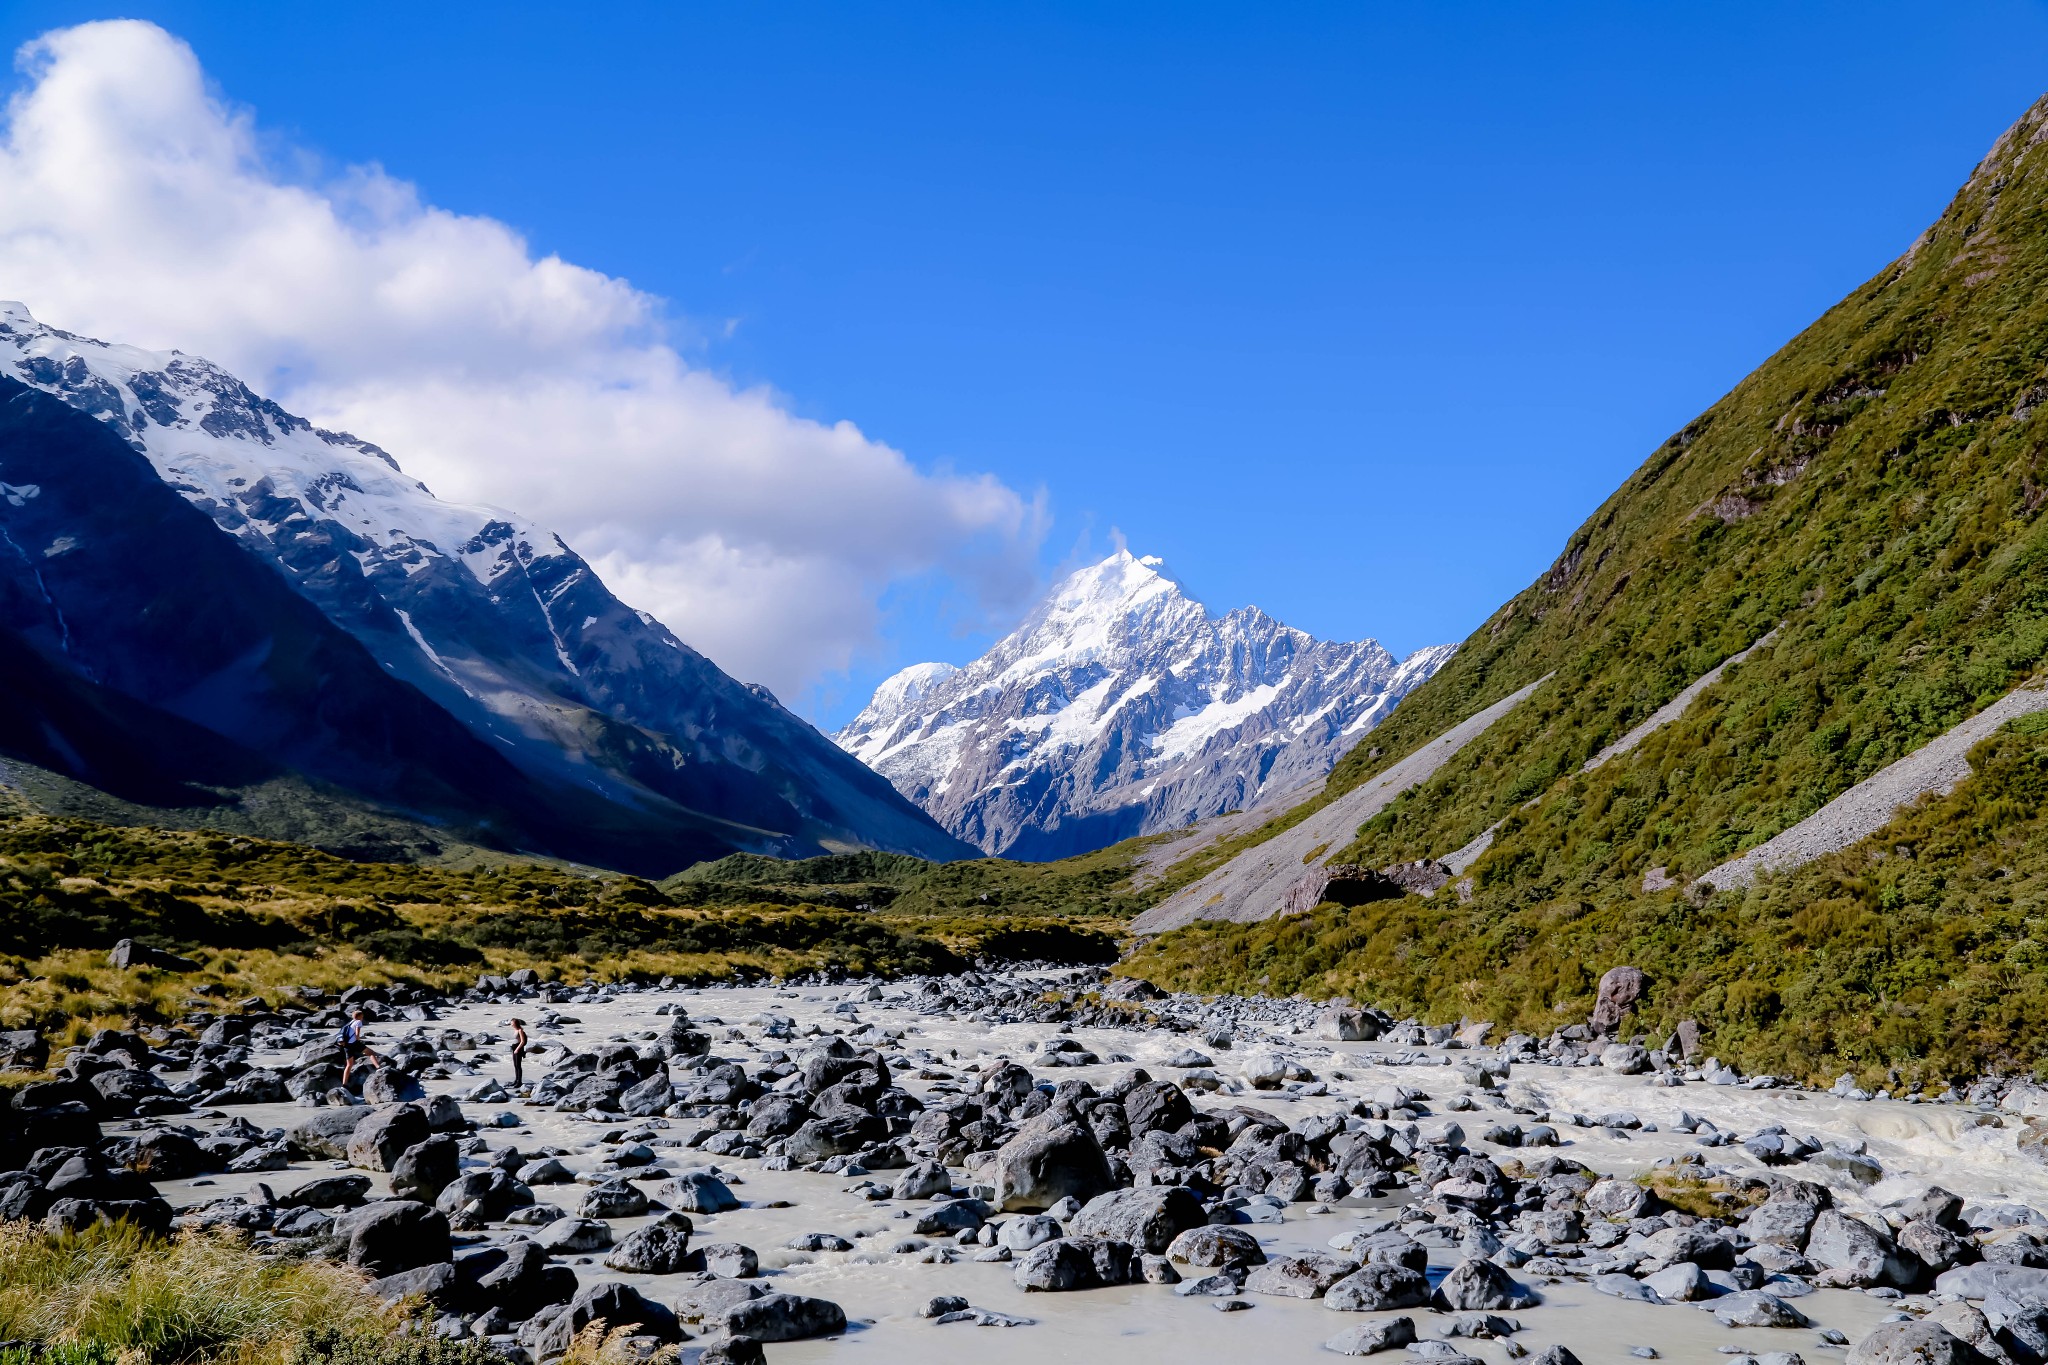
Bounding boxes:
6 966 2047 1362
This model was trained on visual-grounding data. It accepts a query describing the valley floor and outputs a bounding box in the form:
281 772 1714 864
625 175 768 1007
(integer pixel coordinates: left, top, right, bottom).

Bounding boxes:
18 969 2048 1363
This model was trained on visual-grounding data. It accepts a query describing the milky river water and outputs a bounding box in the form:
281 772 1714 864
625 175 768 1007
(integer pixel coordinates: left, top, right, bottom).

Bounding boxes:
139 979 2048 1363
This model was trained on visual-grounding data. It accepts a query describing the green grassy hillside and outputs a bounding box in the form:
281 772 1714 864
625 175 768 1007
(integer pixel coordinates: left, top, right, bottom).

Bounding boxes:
1128 93 2048 1083
0 798 1124 1047
1127 714 2048 1086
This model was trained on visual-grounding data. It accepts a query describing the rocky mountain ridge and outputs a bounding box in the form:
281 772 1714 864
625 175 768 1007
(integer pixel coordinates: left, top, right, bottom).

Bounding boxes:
0 305 973 869
837 551 1451 858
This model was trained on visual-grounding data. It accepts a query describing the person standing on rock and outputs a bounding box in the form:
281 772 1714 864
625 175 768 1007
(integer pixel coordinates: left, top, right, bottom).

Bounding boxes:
509 1018 530 1088
339 1008 381 1086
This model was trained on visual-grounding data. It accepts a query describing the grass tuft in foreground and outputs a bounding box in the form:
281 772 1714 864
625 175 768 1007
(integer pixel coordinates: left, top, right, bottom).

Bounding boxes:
0 1222 395 1365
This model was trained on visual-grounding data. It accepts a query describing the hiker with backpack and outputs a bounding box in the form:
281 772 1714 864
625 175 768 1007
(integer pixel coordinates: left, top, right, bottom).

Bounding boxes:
339 1007 382 1086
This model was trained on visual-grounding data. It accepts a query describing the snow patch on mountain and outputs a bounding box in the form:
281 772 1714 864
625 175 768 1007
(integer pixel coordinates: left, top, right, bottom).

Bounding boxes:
836 550 1454 859
0 301 972 863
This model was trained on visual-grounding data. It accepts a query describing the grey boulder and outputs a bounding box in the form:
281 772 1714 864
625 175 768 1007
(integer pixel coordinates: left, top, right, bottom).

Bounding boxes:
1244 1251 1358 1299
333 1200 451 1278
1844 1321 1977 1365
1325 1264 1431 1313
288 1107 369 1160
1744 1198 1820 1249
991 1116 1116 1213
537 1283 682 1356
604 1222 694 1274
1013 1237 1137 1292
1069 1186 1207 1254
537 1217 614 1253
388 1136 460 1202
578 1180 648 1219
1325 1317 1417 1355
1807 1210 1916 1288
659 1171 740 1213
1433 1258 1538 1311
718 1291 847 1342
1711 1291 1812 1329
346 1104 430 1172
1166 1224 1266 1268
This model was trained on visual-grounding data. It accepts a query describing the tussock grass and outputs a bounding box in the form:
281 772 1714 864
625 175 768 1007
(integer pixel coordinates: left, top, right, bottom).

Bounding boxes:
555 1326 675 1365
1633 1170 1766 1220
0 1222 392 1365
287 1328 500 1365
0 807 1126 1046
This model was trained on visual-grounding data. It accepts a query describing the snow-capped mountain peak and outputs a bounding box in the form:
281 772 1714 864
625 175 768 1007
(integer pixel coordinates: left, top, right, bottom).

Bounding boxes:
863 660 965 728
0 302 973 866
0 302 542 594
836 551 1454 859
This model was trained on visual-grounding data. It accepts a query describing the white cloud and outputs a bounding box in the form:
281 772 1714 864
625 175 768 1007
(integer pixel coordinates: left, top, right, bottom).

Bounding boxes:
0 19 1044 698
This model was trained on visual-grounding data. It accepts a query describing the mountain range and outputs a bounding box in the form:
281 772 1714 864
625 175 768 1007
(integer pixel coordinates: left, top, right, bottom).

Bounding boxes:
835 551 1451 858
1114 90 2048 1081
0 305 975 872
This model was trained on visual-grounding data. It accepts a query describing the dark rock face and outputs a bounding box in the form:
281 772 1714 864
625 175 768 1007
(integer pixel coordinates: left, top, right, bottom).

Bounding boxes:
0 1030 47 1071
746 1095 813 1140
333 1200 452 1278
462 1239 567 1315
107 939 199 972
604 1222 694 1274
1281 865 1408 917
388 1135 460 1201
783 1115 883 1165
718 1291 847 1342
368 1261 462 1308
1013 1238 1138 1292
618 1073 673 1117
537 1284 683 1356
281 1175 371 1209
1123 1082 1195 1138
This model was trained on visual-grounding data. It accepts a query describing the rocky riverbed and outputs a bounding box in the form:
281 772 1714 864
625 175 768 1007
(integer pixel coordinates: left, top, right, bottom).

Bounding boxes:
9 965 2048 1365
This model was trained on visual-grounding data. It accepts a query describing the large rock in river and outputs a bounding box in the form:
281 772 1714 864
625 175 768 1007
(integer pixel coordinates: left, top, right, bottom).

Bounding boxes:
1068 1187 1206 1253
992 1114 1115 1212
333 1200 451 1277
346 1104 429 1172
1845 1320 1977 1365
288 1107 369 1159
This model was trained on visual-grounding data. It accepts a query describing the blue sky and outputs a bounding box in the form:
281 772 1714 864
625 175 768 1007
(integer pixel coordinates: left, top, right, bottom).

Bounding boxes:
8 2 2048 727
